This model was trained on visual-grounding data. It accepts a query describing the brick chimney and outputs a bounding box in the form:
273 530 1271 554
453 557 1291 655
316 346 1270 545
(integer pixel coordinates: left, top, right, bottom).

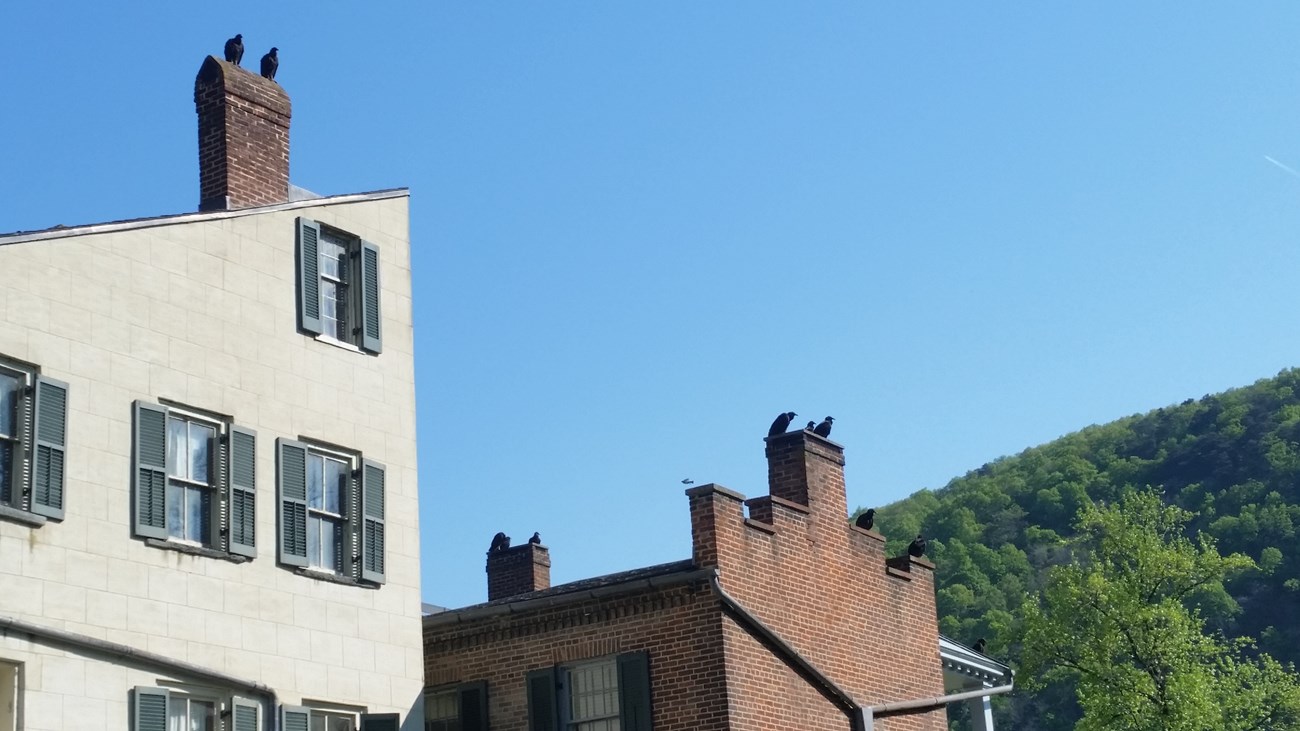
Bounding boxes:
486 542 551 601
194 55 291 211
763 429 847 522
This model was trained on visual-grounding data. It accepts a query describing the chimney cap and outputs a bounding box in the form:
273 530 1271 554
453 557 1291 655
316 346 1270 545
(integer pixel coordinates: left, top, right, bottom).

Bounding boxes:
195 55 290 117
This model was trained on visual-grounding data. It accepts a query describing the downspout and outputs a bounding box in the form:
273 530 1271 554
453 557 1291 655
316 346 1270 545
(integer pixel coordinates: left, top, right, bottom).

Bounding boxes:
706 570 867 731
0 614 280 730
864 681 1015 730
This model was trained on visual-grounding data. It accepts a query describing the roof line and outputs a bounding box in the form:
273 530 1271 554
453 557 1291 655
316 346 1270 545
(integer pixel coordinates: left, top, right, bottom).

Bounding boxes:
0 187 409 246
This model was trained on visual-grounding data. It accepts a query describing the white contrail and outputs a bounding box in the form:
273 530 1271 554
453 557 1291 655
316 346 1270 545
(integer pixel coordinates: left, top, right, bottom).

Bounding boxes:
1265 155 1300 180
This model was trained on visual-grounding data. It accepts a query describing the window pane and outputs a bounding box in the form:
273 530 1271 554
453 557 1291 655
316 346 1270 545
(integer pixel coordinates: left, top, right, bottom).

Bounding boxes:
189 423 214 485
324 458 347 515
307 454 323 510
328 717 354 731
310 715 326 731
308 513 321 567
168 697 187 731
192 700 216 731
0 372 18 438
167 417 187 479
321 281 338 320
185 485 207 543
167 482 185 539
321 517 338 571
426 691 459 722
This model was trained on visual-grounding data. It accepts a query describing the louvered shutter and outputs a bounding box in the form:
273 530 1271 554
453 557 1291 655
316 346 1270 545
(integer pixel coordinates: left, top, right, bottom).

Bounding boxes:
460 681 489 731
359 713 399 731
526 667 558 731
231 696 261 731
618 651 653 731
280 705 310 731
297 218 323 335
228 425 258 557
276 438 309 567
360 459 386 583
133 686 169 731
30 376 68 519
133 401 169 539
359 240 382 353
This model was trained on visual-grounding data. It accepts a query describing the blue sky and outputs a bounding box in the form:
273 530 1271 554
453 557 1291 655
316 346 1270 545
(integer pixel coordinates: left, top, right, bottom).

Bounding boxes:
5 3 1300 608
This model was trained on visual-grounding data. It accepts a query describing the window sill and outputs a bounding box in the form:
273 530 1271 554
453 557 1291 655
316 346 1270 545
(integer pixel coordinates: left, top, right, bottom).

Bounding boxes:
294 567 378 589
0 504 47 527
313 334 364 354
145 538 250 563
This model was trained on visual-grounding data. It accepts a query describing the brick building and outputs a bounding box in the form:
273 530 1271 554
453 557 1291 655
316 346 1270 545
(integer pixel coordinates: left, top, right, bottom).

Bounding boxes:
424 429 995 730
0 56 422 729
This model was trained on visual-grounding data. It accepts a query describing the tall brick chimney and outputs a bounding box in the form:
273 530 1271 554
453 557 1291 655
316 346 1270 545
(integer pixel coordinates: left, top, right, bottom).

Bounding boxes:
486 542 551 601
194 55 291 211
763 429 847 522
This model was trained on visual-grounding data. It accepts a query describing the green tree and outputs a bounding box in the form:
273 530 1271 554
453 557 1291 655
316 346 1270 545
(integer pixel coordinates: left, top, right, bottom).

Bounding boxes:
1020 490 1300 731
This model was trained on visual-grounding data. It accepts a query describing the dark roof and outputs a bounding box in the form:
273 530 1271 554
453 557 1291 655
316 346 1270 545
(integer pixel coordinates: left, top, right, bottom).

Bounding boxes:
424 559 700 628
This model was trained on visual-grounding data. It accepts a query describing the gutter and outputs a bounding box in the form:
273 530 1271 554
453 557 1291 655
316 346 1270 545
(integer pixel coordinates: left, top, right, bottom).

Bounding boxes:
423 567 715 628
707 570 868 731
0 614 280 730
864 681 1014 730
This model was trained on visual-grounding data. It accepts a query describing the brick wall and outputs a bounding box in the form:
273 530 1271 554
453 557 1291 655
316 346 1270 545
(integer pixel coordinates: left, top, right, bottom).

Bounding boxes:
424 582 730 731
194 55 291 211
689 429 948 731
486 543 551 601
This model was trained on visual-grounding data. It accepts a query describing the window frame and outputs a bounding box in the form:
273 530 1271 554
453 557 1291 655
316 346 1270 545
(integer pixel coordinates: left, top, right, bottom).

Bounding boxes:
0 660 20 731
0 360 32 512
528 653 651 731
560 658 620 731
163 406 222 548
166 690 220 731
424 681 488 731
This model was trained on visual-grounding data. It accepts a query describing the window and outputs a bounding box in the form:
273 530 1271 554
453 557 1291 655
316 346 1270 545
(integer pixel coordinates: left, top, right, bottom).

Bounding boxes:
280 706 397 731
527 653 651 731
296 217 383 354
276 438 386 584
133 401 257 558
311 710 354 731
425 682 488 731
0 661 19 731
132 688 259 731
0 356 68 521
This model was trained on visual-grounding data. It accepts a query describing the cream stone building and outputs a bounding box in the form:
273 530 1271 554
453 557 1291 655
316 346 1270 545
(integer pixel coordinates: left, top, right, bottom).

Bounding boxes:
0 56 422 730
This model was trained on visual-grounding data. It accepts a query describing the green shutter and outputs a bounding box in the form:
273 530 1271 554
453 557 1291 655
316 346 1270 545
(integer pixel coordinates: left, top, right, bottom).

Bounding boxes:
359 240 382 353
133 401 169 539
30 376 68 519
526 667 558 731
276 438 309 567
359 713 399 731
618 651 653 731
228 425 258 557
280 705 309 731
460 681 489 731
231 696 261 731
297 217 323 335
360 459 386 584
133 686 169 731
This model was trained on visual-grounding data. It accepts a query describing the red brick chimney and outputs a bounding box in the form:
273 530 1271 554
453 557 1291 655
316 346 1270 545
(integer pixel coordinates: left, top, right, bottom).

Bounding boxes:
194 55 291 211
762 428 847 522
486 542 551 601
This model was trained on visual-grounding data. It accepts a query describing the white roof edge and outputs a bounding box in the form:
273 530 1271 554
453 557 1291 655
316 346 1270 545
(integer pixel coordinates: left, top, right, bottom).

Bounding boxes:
0 188 410 247
939 635 1013 679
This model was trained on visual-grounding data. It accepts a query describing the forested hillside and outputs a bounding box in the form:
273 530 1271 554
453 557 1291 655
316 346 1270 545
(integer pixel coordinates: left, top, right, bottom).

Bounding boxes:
867 369 1300 729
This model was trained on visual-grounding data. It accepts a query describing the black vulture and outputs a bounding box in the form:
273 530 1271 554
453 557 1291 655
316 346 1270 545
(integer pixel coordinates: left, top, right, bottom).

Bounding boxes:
260 48 279 81
489 531 510 553
908 535 926 558
224 34 244 65
973 638 987 654
813 416 835 437
767 411 797 437
806 421 817 430
529 532 542 545
681 478 694 485
854 508 875 531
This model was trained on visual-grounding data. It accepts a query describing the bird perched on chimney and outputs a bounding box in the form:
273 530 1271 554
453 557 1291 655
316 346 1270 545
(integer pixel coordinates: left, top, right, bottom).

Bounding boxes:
768 411 797 437
260 47 279 81
224 34 244 65
813 416 834 438
973 638 987 654
854 508 875 531
529 532 542 545
488 532 510 553
806 421 816 431
908 535 927 558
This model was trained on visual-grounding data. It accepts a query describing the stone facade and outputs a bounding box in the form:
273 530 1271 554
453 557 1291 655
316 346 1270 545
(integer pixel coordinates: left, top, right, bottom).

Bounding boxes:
0 191 423 730
423 429 947 731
